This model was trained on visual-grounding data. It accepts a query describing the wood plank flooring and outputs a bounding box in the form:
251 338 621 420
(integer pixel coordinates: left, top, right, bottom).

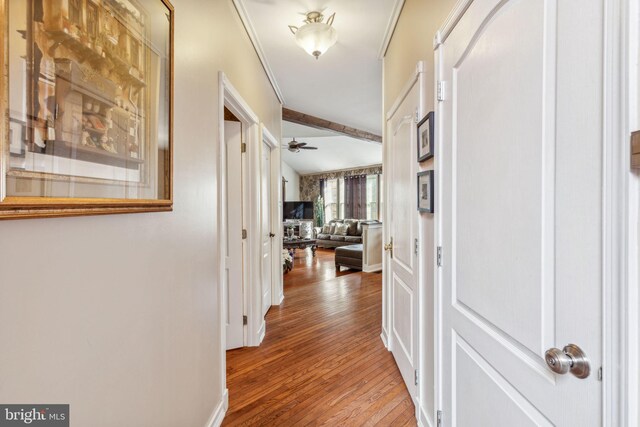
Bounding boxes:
223 248 416 426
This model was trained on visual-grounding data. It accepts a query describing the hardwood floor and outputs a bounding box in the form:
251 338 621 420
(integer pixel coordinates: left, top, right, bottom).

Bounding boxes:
223 248 416 426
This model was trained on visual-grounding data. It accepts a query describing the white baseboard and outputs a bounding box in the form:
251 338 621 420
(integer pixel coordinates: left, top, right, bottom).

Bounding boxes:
205 388 229 427
277 292 284 305
380 329 389 349
363 263 383 273
257 320 266 344
417 404 431 427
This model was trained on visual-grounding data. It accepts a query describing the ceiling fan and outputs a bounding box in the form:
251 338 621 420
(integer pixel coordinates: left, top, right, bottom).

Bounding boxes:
283 138 318 153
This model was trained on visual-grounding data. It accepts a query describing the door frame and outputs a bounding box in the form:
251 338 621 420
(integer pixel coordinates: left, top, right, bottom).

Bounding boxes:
382 61 426 412
217 72 264 401
261 125 284 306
431 0 634 424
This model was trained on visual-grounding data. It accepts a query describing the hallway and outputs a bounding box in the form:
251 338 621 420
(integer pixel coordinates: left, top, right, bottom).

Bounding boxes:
223 249 416 426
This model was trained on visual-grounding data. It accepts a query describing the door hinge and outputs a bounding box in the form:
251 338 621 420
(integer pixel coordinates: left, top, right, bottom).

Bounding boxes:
241 142 247 153
415 238 419 255
414 369 419 385
437 246 443 267
242 315 247 325
415 107 420 123
597 366 603 381
242 229 247 239
437 81 445 101
437 410 443 427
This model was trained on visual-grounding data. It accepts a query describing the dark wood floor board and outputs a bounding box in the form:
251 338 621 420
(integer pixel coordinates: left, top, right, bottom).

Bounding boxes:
222 249 416 426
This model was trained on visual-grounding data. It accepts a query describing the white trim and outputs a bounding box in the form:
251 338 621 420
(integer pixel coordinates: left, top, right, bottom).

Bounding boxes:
386 61 425 120
377 0 406 59
602 0 630 425
262 125 284 307
625 1 640 425
380 330 389 349
257 319 266 344
433 0 473 49
417 405 432 427
204 389 228 427
219 71 262 355
231 0 285 104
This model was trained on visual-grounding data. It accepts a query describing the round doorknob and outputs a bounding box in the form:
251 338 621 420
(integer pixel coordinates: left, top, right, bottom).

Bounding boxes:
544 344 590 379
545 348 571 375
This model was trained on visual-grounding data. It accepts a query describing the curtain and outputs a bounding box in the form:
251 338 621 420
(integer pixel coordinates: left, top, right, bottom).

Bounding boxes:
319 178 325 201
344 175 367 219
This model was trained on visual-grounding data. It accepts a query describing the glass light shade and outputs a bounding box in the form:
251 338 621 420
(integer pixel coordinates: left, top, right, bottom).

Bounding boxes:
295 23 338 59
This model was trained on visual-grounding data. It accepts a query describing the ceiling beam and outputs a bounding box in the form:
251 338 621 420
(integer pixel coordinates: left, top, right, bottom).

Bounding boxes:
282 108 382 143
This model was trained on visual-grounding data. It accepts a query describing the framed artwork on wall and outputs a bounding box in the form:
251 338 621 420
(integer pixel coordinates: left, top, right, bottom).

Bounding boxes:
417 170 434 213
0 0 174 219
417 111 434 162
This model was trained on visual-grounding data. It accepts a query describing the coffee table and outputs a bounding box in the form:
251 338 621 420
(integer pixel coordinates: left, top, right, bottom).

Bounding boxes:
283 238 317 257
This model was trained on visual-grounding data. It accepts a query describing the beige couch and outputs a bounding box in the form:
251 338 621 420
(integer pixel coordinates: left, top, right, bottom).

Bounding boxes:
315 219 381 248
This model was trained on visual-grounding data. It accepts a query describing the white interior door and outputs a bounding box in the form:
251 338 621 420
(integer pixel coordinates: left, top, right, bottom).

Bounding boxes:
225 121 244 350
261 141 273 318
386 82 419 399
438 0 603 424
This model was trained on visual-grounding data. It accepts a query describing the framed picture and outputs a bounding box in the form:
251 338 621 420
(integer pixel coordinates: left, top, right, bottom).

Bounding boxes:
417 111 434 162
417 170 434 213
0 0 174 219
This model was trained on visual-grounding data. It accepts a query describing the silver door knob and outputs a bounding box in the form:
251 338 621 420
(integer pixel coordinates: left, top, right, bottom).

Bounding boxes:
544 344 590 379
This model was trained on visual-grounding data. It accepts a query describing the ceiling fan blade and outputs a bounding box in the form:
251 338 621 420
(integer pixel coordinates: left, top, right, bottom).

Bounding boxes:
296 142 308 147
300 146 318 150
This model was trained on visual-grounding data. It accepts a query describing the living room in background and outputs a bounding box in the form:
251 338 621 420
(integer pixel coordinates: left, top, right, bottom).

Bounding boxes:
304 166 382 222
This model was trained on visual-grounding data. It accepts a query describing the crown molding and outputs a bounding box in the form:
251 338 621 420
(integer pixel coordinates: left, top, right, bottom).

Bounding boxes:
232 0 285 105
433 0 473 49
377 0 406 59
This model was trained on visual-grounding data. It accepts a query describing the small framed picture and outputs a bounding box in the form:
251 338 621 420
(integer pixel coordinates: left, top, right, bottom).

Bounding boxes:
417 170 434 213
417 111 434 162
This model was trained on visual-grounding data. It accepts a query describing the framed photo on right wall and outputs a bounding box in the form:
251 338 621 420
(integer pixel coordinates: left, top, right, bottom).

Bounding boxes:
417 170 434 213
417 111 434 162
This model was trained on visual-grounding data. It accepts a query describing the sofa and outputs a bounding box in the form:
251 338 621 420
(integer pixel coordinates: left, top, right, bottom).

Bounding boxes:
315 219 381 248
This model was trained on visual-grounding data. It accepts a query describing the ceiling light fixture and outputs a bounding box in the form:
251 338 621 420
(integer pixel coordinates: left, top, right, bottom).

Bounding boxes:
288 11 337 60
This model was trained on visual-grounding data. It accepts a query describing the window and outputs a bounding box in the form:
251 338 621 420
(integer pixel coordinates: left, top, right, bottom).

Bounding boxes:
338 179 345 219
323 173 382 222
366 175 379 220
324 178 338 222
379 173 384 221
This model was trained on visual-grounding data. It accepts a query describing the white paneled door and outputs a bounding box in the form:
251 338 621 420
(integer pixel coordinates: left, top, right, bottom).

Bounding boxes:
386 82 419 399
437 0 603 424
225 121 244 350
261 141 273 318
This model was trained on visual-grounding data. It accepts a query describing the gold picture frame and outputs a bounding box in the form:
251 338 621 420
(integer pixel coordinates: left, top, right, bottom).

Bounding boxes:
0 0 173 219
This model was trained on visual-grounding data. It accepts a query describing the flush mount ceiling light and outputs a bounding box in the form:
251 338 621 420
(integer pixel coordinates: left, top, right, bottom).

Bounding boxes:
288 11 337 60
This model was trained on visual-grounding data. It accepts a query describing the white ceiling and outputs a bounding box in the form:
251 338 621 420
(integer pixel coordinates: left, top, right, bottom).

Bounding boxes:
236 0 402 136
281 133 382 175
282 121 340 138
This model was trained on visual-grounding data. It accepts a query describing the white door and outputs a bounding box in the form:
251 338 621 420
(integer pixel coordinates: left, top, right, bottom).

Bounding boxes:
438 0 603 424
261 141 273 317
225 121 244 350
386 82 419 398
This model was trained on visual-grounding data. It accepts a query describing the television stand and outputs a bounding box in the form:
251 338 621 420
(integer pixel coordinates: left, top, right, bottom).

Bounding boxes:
283 220 314 239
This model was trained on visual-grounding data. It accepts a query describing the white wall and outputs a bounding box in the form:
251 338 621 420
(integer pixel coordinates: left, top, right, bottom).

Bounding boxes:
0 1 281 426
281 161 300 201
383 0 456 424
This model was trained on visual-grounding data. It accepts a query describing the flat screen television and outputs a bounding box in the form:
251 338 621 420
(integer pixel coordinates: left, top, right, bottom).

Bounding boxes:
283 201 314 221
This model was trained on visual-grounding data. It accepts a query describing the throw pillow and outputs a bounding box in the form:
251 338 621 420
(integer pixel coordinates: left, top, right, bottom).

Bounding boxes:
335 223 349 236
322 224 332 234
343 219 358 236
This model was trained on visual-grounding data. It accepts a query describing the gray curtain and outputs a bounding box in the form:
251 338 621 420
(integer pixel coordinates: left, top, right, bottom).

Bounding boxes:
344 175 367 219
